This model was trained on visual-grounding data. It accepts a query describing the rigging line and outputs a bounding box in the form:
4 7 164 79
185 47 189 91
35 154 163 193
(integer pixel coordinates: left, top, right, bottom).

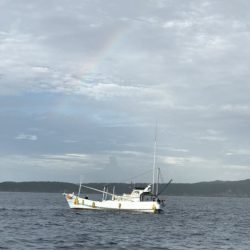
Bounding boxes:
120 169 153 183
160 174 164 183
159 169 165 183
158 167 167 183
90 169 153 190
156 179 173 196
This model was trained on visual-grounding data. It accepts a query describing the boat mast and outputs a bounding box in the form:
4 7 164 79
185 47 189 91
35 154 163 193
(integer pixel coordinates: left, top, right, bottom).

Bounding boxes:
78 176 82 197
102 186 106 201
152 123 157 195
156 167 160 196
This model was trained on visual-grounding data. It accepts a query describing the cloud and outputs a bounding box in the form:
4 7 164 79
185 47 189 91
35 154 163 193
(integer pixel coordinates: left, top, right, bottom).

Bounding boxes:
163 20 193 29
196 129 226 142
63 139 78 144
15 134 37 141
198 136 226 142
225 165 250 171
1 0 250 182
226 149 250 156
162 156 206 166
41 153 90 162
221 104 250 114
167 148 189 153
31 66 50 73
0 154 97 182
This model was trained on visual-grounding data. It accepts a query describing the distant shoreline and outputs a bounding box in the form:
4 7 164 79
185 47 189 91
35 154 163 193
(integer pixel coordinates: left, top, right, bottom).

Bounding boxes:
1 179 250 197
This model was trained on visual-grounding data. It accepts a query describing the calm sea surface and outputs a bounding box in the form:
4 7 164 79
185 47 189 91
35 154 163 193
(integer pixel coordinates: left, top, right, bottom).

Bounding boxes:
0 192 250 249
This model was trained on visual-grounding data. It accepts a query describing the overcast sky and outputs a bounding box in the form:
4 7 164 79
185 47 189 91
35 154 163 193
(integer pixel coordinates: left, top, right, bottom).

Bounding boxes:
1 0 250 183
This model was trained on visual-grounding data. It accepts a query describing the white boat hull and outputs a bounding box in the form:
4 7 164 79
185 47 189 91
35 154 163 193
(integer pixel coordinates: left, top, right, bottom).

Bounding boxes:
64 194 164 213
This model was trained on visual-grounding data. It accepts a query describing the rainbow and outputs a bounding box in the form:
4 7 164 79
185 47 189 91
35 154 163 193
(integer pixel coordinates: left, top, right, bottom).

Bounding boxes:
50 25 130 116
79 25 130 77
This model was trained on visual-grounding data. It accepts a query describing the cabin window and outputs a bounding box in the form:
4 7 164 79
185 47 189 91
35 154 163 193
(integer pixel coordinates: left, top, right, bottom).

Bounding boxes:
141 194 153 201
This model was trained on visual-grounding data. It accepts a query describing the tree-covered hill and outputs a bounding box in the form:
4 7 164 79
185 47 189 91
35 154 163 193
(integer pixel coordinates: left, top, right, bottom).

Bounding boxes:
1 179 250 197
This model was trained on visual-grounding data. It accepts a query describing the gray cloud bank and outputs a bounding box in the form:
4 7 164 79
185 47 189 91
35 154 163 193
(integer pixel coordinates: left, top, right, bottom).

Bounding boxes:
0 0 250 182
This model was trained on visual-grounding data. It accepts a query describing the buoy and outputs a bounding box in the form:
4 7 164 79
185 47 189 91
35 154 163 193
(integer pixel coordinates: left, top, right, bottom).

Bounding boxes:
152 204 156 213
74 197 79 205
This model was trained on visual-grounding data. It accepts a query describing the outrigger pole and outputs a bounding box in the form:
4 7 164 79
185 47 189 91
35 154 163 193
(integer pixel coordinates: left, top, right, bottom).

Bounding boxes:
81 184 113 196
80 184 135 202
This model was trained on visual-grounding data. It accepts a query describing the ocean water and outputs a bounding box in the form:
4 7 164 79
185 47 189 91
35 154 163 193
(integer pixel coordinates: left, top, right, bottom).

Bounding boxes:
0 192 250 250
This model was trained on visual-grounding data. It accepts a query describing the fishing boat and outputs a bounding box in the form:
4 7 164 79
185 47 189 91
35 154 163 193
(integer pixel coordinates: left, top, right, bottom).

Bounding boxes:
63 129 172 213
63 178 171 213
64 174 172 213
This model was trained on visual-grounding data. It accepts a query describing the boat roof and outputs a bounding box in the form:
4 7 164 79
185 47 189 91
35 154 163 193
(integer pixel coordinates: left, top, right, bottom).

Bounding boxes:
134 187 145 190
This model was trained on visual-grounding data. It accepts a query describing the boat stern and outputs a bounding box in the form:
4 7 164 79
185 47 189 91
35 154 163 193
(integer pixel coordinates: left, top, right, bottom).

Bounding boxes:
151 201 163 213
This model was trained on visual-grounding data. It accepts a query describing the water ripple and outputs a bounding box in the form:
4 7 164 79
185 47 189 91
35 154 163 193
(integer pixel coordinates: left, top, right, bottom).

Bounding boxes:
0 193 250 249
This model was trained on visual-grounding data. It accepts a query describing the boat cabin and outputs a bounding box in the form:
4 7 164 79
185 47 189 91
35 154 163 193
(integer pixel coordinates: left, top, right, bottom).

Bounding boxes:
112 184 155 202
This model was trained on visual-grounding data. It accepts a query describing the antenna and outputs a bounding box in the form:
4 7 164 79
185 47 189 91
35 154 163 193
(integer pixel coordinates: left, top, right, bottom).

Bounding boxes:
152 122 158 195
